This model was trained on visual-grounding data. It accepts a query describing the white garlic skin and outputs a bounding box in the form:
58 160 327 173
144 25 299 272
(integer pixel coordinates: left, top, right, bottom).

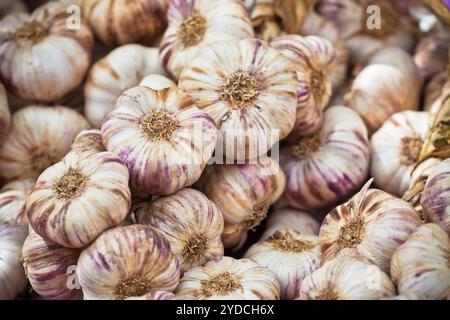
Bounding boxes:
71 129 106 154
0 83 11 145
0 189 27 226
391 224 450 300
1 178 36 193
139 75 176 91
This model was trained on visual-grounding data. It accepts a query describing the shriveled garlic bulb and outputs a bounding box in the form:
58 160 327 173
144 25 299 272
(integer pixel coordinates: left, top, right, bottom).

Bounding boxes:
391 223 450 299
0 83 11 144
160 0 254 79
281 106 369 211
176 256 280 300
421 159 450 234
27 151 131 248
271 35 336 135
0 0 26 18
245 229 321 299
80 0 170 46
179 38 297 160
134 188 224 272
101 86 218 198
139 75 176 91
0 189 27 225
196 157 285 249
0 224 28 300
77 225 180 300
371 111 431 196
22 230 80 300
71 129 105 154
1 178 35 193
320 179 422 273
0 1 94 102
298 257 395 300
414 31 450 81
0 106 89 181
84 45 167 128
125 291 175 300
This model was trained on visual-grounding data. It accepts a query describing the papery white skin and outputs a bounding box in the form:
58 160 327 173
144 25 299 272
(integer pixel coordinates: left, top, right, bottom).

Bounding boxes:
139 75 176 91
176 256 280 300
71 129 106 154
1 178 35 193
0 83 11 144
391 223 450 300
125 291 176 300
0 189 27 225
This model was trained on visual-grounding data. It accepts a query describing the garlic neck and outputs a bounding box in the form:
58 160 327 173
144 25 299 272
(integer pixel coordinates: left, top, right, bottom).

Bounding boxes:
201 272 242 297
310 70 325 103
15 21 48 43
220 71 262 110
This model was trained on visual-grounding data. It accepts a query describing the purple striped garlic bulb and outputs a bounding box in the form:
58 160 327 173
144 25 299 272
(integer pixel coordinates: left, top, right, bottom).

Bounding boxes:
176 256 280 300
320 179 422 273
160 0 254 79
281 106 370 211
271 35 336 136
101 86 218 198
391 223 450 299
77 225 180 300
196 157 286 250
179 38 297 161
125 291 176 300
0 83 11 145
371 111 431 197
0 189 27 226
244 229 321 300
22 230 81 300
71 129 106 154
134 188 224 272
26 150 131 248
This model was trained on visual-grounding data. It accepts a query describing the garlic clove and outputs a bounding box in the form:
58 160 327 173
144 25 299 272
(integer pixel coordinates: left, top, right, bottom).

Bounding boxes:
71 129 106 154
139 75 176 91
0 83 11 145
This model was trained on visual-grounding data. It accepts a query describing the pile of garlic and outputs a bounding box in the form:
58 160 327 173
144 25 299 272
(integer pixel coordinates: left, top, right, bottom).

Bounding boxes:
0 0 449 301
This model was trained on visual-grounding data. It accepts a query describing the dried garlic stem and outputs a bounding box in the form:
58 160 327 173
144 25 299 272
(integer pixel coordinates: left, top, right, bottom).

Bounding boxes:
310 70 325 103
220 71 261 110
53 168 87 199
115 276 152 300
401 137 424 165
201 272 242 297
246 203 270 231
14 21 48 42
314 289 339 300
337 217 365 249
140 112 180 141
182 234 208 264
268 230 313 252
292 134 321 157
178 13 207 47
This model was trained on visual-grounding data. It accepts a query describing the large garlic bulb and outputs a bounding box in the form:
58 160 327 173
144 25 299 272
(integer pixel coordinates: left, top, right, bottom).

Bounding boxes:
196 157 285 250
0 106 89 181
134 188 224 272
71 129 105 154
281 106 370 211
77 225 180 300
0 83 11 144
176 256 280 300
160 0 254 79
391 223 450 299
0 224 28 300
0 1 94 102
84 45 167 128
245 229 321 299
298 257 396 300
27 151 131 248
371 111 431 196
0 189 27 225
179 38 297 160
320 179 422 273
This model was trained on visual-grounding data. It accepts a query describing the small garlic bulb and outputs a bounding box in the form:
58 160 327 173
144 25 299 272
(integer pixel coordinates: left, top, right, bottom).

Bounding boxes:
1 178 35 193
77 225 180 300
27 151 131 248
281 106 370 211
0 83 11 144
371 111 431 196
139 75 176 91
271 35 336 135
0 1 94 102
125 291 175 300
84 45 167 128
0 223 28 300
80 0 170 46
244 229 321 300
101 87 218 198
71 129 106 154
134 188 224 272
196 157 285 250
176 256 280 300
22 230 80 300
0 106 90 181
160 0 254 79
0 189 27 225
298 257 396 300
414 31 450 81
320 179 422 273
179 38 297 160
391 223 450 299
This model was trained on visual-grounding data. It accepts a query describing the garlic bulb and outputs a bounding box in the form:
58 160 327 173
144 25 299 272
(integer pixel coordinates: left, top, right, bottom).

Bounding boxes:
271 35 336 136
391 223 450 300
125 291 175 300
0 106 90 181
84 44 167 128
160 0 254 79
80 0 170 46
0 1 94 102
27 150 131 248
244 229 321 299
0 189 27 225
371 111 431 196
1 178 35 193
298 256 395 300
421 159 450 234
77 225 180 300
176 256 280 300
320 179 422 273
101 86 218 198
22 230 81 300
0 223 28 300
134 188 224 272
414 31 450 81
139 75 176 91
0 83 11 144
196 157 285 249
281 106 370 211
71 129 106 154
0 0 26 18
